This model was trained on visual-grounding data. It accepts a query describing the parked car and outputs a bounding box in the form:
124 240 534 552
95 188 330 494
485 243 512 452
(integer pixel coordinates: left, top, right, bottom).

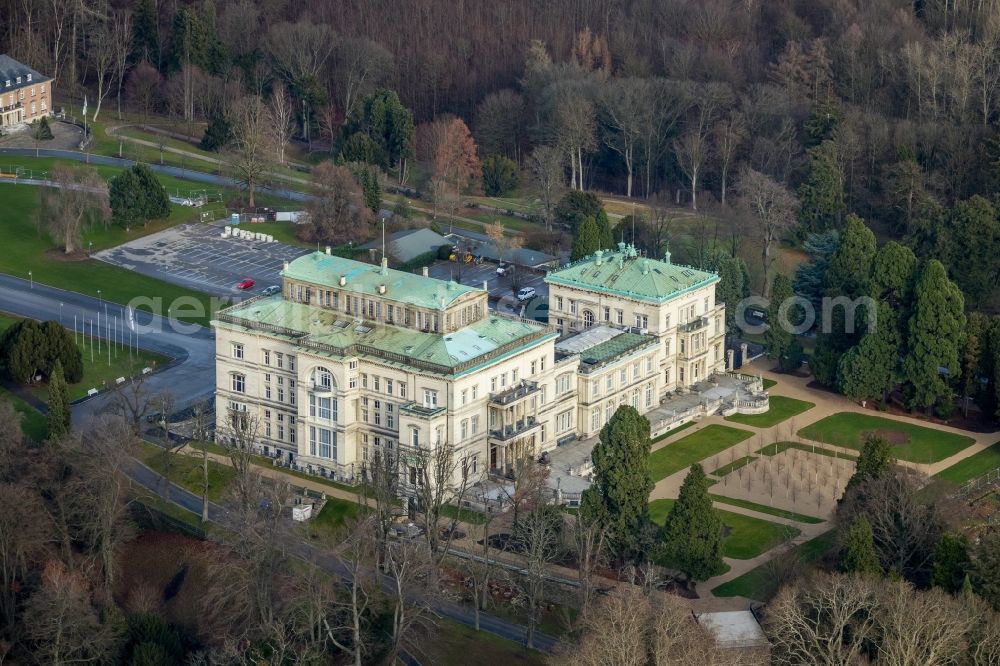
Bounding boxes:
236 278 255 290
496 263 509 276
262 285 281 296
517 287 537 301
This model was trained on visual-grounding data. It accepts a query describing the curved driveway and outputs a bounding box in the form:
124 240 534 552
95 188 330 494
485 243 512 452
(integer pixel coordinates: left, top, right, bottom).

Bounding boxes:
0 275 215 425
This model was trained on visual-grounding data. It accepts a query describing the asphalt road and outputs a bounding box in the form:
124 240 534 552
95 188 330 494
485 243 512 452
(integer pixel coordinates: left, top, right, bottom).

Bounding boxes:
126 455 560 653
0 147 312 202
0 275 215 425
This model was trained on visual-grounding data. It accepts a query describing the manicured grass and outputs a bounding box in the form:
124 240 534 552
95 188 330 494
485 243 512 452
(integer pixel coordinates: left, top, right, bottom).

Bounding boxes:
708 494 825 524
648 425 754 481
757 440 858 461
0 185 217 325
1 388 47 441
136 441 236 502
798 412 975 463
711 455 757 476
652 420 695 443
0 311 167 401
935 441 1000 485
712 530 836 600
725 395 815 428
649 499 800 560
762 378 777 390
311 497 362 535
440 504 488 525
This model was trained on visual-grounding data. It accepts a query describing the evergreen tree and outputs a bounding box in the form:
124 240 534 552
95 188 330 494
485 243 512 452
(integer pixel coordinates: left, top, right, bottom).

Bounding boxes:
571 216 601 261
341 132 380 164
838 303 900 404
903 260 966 413
840 515 881 574
0 320 81 385
167 8 209 73
131 0 160 66
346 89 415 181
844 435 894 495
579 406 654 564
938 196 1000 309
932 532 971 594
973 530 1000 610
595 209 614 250
764 273 794 364
32 116 53 140
46 360 71 439
797 139 846 232
133 164 170 220
659 464 726 581
870 241 917 306
794 230 840 318
109 169 143 230
481 155 519 196
555 191 611 243
962 313 990 418
359 168 381 214
200 112 231 152
716 256 747 335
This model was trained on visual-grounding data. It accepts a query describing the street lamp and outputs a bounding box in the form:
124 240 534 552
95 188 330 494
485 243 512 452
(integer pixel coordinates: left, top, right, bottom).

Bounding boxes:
88 241 93 256
97 289 102 305
59 302 63 324
27 271 32 288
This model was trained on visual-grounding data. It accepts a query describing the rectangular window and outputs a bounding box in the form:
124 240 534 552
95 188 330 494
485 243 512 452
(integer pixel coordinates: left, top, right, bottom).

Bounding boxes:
616 309 624 325
606 374 613 391
591 408 600 431
423 389 438 408
570 300 577 315
461 420 468 440
471 415 479 434
605 401 613 423
264 385 271 400
399 382 407 398
277 388 285 402
461 389 468 405
603 306 610 321
231 343 244 359
231 374 245 393
591 380 600 398
633 363 640 380
491 377 497 392
289 356 295 371
386 379 393 394
349 376 357 389
556 296 563 310
646 383 653 408
620 368 626 384
665 313 671 328
471 385 478 400
646 356 653 374
361 374 368 388
530 361 536 375
276 352 283 368
635 314 648 329
262 350 270 365
349 360 358 370
374 376 380 392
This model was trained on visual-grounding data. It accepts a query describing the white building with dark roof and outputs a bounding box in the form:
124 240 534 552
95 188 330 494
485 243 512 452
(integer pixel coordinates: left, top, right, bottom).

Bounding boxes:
0 55 53 129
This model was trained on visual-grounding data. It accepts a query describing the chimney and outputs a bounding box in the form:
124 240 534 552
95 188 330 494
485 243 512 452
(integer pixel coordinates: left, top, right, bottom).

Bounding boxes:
422 266 429 277
664 245 672 264
595 249 603 266
282 261 289 271
642 260 650 275
482 280 488 291
324 246 331 255
380 257 388 276
339 275 346 286
378 284 386 294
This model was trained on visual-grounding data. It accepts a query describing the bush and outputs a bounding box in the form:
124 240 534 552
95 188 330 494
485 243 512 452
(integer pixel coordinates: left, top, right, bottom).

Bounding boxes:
33 116 54 140
110 164 170 229
0 319 82 384
482 154 519 196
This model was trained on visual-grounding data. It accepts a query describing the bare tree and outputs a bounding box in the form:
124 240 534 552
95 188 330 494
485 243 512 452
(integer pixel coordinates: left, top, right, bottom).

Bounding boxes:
413 440 470 571
511 502 565 649
330 37 394 122
549 83 596 190
714 112 746 207
266 84 295 165
266 21 335 140
86 16 115 123
104 365 157 434
601 78 649 198
874 578 968 666
360 446 401 567
674 129 711 211
638 79 689 198
324 516 376 666
767 572 879 666
0 482 51 631
300 162 374 246
110 9 131 120
219 407 262 510
229 95 271 208
383 537 433 663
527 145 565 230
573 508 608 620
36 165 110 254
736 167 798 297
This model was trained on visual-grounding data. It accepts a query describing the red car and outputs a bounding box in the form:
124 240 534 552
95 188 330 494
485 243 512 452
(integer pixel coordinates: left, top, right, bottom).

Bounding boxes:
236 278 255 290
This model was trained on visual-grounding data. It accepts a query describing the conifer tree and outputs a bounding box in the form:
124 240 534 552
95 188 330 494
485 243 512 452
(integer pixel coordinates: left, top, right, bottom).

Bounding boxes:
844 435 894 495
903 260 966 413
571 216 601 261
659 464 726 581
841 515 881 574
580 406 653 564
932 532 971 594
46 360 71 439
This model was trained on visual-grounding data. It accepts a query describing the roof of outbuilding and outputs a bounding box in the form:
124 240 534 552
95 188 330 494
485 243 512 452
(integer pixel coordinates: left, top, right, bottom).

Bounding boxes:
0 55 51 90
546 243 718 304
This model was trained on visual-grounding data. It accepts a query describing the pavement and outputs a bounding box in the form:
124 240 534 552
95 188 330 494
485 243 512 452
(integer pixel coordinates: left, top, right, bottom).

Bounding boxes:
0 275 215 426
95 222 311 298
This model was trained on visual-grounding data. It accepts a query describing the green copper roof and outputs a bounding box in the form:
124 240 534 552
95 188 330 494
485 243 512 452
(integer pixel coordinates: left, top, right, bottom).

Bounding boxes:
578 332 655 366
545 245 718 304
215 296 554 375
282 251 480 310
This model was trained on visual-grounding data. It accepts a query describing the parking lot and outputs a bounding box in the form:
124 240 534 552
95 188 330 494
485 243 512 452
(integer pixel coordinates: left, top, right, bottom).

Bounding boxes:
425 259 549 316
96 222 310 298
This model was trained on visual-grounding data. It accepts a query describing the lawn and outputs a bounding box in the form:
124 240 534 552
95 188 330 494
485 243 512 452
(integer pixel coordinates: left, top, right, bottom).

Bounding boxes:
311 497 363 536
935 442 1000 485
758 440 858 461
725 395 815 428
707 494 825 524
0 185 217 325
136 441 236 502
1 387 46 441
648 425 754 481
0 311 167 401
712 530 837 600
440 504 488 525
649 499 800 560
798 412 975 463
420 618 547 666
711 455 757 476
762 378 777 390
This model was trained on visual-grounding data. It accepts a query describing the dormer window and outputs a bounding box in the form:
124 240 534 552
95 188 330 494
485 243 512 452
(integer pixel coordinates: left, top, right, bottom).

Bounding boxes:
3 81 8 88
15 77 20 84
26 74 31 82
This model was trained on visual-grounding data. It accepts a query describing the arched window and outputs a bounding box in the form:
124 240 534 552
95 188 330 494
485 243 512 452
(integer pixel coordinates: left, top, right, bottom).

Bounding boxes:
583 310 594 328
312 366 335 390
